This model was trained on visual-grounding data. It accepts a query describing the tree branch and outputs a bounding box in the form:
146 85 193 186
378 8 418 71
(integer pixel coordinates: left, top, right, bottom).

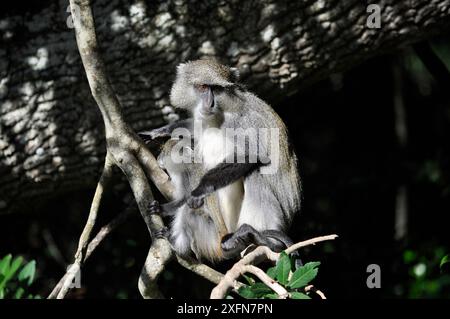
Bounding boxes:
48 207 135 298
49 0 176 299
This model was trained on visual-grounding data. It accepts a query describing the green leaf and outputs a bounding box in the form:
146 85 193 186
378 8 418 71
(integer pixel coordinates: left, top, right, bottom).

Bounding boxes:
288 262 320 289
7 256 23 280
275 252 291 285
440 255 449 269
250 283 272 298
238 286 256 299
403 250 417 264
18 260 36 286
290 292 311 299
0 255 23 292
0 254 12 276
14 287 25 299
264 293 279 299
266 267 276 279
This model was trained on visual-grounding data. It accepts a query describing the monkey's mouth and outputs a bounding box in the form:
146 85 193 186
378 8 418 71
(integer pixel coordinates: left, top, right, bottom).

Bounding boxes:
199 104 217 117
199 109 215 117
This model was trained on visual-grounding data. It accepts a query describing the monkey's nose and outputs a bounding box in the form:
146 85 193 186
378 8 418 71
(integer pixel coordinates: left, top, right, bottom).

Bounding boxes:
201 86 215 109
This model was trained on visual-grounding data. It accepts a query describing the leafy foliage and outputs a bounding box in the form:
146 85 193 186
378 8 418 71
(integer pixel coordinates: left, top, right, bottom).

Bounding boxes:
238 252 320 299
397 246 450 298
0 254 40 299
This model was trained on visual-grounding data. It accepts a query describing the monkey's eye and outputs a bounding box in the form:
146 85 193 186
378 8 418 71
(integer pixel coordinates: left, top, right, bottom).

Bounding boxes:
195 84 209 92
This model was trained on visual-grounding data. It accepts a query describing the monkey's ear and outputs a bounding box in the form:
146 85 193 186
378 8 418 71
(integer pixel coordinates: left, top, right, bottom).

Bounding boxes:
230 67 240 82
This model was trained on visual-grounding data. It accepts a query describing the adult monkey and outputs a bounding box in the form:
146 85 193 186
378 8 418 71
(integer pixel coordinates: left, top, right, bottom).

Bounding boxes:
140 59 301 259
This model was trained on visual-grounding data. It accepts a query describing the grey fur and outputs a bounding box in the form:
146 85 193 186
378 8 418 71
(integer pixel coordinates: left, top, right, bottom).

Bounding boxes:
157 139 223 262
169 59 301 245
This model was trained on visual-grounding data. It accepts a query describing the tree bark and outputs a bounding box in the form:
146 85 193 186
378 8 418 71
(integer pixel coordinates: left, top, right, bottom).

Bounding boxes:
1 0 450 214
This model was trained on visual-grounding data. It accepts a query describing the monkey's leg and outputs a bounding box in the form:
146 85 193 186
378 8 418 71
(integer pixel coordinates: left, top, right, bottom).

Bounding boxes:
138 119 193 141
220 224 287 259
221 224 302 267
262 230 303 268
187 162 261 209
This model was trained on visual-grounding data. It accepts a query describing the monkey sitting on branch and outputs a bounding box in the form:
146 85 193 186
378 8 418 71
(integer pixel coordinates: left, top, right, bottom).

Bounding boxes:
140 59 301 263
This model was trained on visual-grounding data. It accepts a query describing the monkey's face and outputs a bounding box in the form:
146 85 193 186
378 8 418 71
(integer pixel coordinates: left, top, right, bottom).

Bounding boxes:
157 139 194 176
170 60 240 119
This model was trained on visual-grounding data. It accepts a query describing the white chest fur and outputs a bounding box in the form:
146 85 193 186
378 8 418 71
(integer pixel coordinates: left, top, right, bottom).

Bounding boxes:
199 128 228 169
198 127 244 232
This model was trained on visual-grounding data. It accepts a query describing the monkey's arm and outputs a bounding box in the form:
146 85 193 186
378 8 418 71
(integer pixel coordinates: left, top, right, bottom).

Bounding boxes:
138 118 193 141
187 161 262 209
148 199 184 218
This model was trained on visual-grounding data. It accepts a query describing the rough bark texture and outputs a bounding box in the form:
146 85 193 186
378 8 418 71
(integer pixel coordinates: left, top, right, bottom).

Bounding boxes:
1 0 450 214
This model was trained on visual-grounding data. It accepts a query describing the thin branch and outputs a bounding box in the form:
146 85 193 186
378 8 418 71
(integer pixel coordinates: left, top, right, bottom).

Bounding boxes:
210 246 278 299
305 285 326 299
48 207 135 298
284 234 338 255
243 265 289 298
75 154 113 263
176 256 228 286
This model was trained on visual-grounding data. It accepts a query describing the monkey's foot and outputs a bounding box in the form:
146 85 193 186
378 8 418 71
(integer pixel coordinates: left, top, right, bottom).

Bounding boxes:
147 200 161 215
187 195 204 209
220 233 245 259
153 226 169 239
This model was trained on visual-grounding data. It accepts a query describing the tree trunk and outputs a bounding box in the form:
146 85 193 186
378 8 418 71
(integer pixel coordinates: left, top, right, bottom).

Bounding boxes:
1 0 450 214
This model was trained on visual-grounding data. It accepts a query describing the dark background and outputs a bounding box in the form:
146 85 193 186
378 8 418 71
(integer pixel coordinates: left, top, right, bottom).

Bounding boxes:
1 2 450 299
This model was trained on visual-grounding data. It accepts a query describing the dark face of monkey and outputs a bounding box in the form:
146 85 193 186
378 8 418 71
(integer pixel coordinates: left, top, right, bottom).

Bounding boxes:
170 59 241 121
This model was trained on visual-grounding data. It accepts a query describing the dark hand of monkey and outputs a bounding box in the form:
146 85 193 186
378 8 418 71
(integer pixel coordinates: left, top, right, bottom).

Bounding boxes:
147 200 161 215
148 199 182 218
187 195 205 209
138 127 169 142
138 119 193 142
153 226 169 239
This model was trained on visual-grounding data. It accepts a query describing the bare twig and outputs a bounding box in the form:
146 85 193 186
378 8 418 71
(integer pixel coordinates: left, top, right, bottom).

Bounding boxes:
75 154 114 263
210 246 278 299
48 207 135 298
243 265 289 298
305 285 326 299
284 234 338 255
176 256 226 285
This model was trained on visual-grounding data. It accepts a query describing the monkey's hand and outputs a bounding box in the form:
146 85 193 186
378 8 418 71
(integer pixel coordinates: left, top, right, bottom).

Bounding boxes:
147 200 162 215
138 127 171 142
153 226 170 239
187 184 214 209
147 199 182 218
220 233 246 259
186 195 205 209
